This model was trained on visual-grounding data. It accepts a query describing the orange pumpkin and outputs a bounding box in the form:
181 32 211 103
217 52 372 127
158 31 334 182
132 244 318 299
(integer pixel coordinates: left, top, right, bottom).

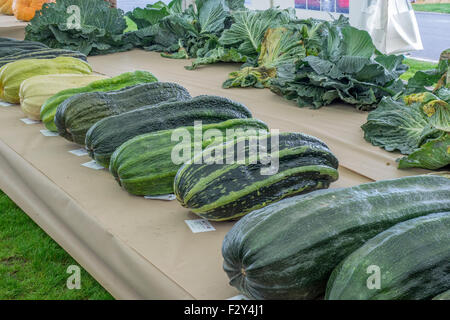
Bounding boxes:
0 0 14 15
12 0 54 21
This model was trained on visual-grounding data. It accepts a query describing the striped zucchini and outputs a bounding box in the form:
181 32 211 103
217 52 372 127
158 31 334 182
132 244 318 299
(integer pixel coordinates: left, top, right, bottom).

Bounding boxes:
222 175 450 300
55 82 190 145
174 133 339 221
434 290 450 300
0 48 88 67
0 39 48 58
86 95 253 168
40 71 158 132
326 212 450 300
110 119 269 196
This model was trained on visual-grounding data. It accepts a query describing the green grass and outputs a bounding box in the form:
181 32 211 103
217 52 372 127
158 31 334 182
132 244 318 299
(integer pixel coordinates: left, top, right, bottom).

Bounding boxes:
412 3 450 14
0 190 114 300
401 58 438 81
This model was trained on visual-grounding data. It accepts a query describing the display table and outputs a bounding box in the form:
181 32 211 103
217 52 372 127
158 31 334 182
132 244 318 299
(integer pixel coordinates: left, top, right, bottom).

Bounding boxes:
0 49 428 300
0 15 26 39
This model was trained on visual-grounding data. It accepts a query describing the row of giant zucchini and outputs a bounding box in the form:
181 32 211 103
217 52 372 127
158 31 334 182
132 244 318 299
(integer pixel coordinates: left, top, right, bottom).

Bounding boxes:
40 71 158 131
0 48 88 68
110 118 269 196
0 56 92 103
222 175 450 300
0 37 48 58
86 95 254 168
19 74 108 120
174 133 340 221
54 81 189 145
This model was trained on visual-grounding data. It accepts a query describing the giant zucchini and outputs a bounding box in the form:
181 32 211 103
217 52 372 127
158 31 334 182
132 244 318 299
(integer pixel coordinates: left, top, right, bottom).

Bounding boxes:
19 74 108 120
325 212 450 300
0 48 88 68
40 71 158 132
0 38 48 58
110 119 269 196
174 133 339 221
222 175 450 300
86 95 253 168
434 290 450 300
0 57 92 103
55 82 191 145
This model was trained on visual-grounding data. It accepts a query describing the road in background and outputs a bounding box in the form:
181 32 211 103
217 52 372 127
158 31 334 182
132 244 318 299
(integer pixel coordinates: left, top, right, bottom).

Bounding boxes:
410 11 450 61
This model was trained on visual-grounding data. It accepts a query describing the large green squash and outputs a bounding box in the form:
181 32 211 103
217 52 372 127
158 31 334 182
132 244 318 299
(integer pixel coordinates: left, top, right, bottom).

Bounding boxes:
110 119 269 196
86 95 253 168
222 175 450 300
434 290 450 300
174 132 339 221
55 82 191 145
0 38 48 58
40 71 158 132
326 212 450 300
0 56 92 103
0 48 87 67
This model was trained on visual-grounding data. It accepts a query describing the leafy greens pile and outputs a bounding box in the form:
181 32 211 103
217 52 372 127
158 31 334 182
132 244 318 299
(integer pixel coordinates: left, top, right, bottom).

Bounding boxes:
270 25 407 110
25 0 135 56
362 89 450 170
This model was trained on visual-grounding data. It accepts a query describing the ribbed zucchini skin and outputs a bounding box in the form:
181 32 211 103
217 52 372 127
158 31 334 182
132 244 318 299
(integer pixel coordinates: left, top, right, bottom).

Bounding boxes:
325 212 450 300
86 95 253 168
55 82 190 145
174 133 339 221
40 71 158 131
222 175 450 300
0 39 48 58
110 119 269 196
0 48 87 67
433 290 450 300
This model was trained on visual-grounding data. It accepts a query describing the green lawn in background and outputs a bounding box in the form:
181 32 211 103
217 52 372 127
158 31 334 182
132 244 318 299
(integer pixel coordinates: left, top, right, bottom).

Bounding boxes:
412 3 450 14
401 58 438 81
0 190 114 300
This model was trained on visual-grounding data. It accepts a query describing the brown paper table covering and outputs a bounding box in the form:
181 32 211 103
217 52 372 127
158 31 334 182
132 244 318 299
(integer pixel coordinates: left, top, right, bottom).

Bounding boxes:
0 48 429 300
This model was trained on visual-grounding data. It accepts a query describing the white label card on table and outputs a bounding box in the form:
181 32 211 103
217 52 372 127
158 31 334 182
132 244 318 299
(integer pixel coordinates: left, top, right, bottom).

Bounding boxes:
40 129 59 137
0 101 15 107
21 118 40 125
145 194 176 201
69 148 89 157
81 160 105 170
185 219 216 234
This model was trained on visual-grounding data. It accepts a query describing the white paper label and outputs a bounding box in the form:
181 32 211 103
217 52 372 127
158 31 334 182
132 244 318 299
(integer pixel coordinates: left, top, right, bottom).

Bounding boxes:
227 295 250 300
40 129 59 137
0 101 15 107
144 194 176 201
21 118 40 125
81 160 104 170
69 148 89 157
185 219 216 234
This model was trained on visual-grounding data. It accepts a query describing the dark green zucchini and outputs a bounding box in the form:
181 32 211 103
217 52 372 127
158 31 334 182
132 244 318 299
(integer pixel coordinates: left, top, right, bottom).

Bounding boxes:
85 95 254 168
222 175 450 300
174 132 339 221
55 82 192 145
325 212 450 300
0 40 48 57
434 290 450 300
110 119 269 196
0 48 87 67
